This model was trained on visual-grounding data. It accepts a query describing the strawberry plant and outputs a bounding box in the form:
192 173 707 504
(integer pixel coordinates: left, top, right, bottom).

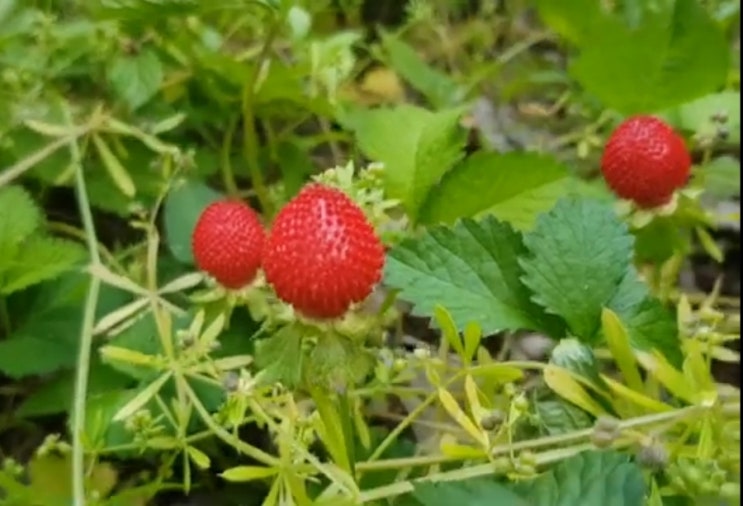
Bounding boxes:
0 1 739 506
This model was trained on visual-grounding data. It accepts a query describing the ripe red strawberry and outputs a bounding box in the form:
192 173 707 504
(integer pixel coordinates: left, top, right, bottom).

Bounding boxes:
191 199 265 289
601 115 691 208
262 183 385 319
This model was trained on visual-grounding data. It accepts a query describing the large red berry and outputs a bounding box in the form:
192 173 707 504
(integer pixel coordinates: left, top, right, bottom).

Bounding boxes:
263 183 385 319
601 115 691 208
191 199 265 289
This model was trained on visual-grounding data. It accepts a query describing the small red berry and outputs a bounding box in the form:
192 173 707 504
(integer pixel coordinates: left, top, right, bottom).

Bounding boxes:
263 184 385 319
601 115 691 208
191 199 265 289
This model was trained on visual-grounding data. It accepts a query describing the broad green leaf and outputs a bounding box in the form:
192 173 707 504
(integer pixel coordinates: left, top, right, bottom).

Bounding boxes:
254 325 305 388
606 269 682 367
107 48 163 110
509 450 646 506
663 91 741 144
633 216 688 264
0 235 86 295
570 0 729 114
306 332 373 391
533 396 594 435
163 178 224 264
419 152 573 230
698 156 740 199
380 31 463 108
342 104 466 221
412 478 529 506
16 357 130 418
409 108 467 220
520 197 633 342
0 333 78 379
385 216 561 337
534 0 603 45
0 185 41 264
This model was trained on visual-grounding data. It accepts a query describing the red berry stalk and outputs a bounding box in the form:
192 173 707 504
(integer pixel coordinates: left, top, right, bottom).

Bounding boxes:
601 115 691 209
263 183 385 319
192 200 265 289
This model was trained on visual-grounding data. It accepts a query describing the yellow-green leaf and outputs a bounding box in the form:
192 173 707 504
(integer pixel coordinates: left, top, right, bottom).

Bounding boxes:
462 321 482 364
434 304 465 357
635 350 696 404
437 387 486 446
186 446 211 470
601 308 644 393
599 374 673 413
92 134 136 197
113 371 172 421
220 465 278 482
544 365 607 417
100 344 158 367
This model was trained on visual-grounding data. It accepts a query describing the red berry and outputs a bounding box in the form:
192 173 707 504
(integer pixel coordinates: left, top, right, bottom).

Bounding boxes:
191 200 265 289
263 184 385 319
601 115 691 208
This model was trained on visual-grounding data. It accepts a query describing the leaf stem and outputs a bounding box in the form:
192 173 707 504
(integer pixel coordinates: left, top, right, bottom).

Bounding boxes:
178 374 279 466
68 122 102 506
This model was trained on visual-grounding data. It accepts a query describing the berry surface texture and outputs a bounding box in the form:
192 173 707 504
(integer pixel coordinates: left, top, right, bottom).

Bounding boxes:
601 115 691 208
191 199 265 289
263 183 385 319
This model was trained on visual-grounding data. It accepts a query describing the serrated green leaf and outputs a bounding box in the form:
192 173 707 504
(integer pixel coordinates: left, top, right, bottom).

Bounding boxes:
0 235 86 295
533 396 594 436
16 357 131 418
0 185 41 264
306 332 373 391
412 478 529 506
163 178 224 264
570 0 729 114
254 325 304 388
107 48 163 110
0 333 77 379
606 269 682 367
633 217 688 264
385 216 561 337
419 151 573 230
520 197 633 342
380 31 463 108
342 104 466 222
509 450 646 506
409 108 467 220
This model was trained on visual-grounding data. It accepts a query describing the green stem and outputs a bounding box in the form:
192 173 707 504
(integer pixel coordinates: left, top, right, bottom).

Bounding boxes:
69 125 102 506
241 18 280 216
356 404 711 502
178 374 279 466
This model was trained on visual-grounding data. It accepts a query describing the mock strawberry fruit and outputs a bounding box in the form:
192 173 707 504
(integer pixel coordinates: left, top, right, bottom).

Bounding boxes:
601 115 691 208
191 199 265 289
262 183 385 319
